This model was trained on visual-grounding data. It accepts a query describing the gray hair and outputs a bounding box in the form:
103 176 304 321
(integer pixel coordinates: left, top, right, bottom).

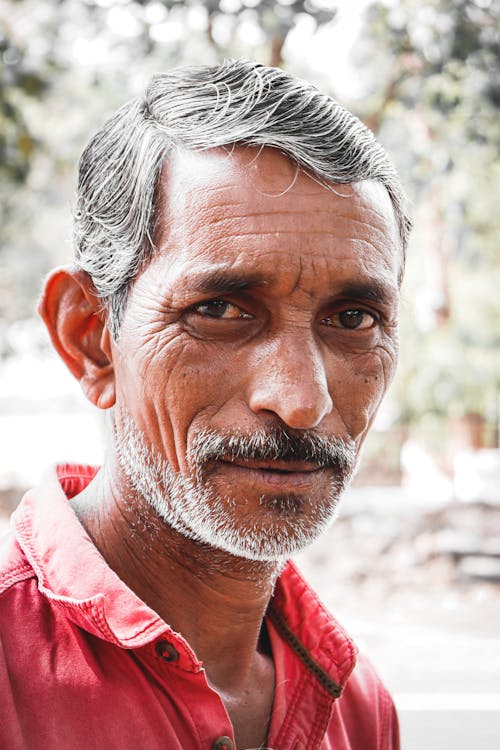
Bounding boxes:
74 59 411 339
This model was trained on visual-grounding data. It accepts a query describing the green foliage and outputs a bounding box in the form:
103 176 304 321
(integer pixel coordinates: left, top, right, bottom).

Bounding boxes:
0 0 337 200
0 0 339 324
353 0 500 424
0 0 498 432
0 35 48 183
0 29 52 248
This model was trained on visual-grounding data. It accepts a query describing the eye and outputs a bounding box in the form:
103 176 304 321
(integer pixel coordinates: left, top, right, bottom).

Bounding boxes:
192 299 253 320
321 309 377 330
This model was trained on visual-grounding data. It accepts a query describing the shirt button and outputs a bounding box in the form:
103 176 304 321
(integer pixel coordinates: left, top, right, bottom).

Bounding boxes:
155 639 179 662
212 737 234 750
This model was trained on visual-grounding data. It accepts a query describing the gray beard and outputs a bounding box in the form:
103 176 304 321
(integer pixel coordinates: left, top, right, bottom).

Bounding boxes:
114 413 357 562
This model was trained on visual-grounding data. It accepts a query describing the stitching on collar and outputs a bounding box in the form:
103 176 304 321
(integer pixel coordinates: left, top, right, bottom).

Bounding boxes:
267 601 343 698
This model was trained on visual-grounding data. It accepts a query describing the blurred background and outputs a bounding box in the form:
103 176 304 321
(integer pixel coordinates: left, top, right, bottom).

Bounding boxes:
0 0 499 747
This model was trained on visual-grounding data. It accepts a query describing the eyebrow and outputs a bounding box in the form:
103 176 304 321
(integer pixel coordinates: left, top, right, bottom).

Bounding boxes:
186 269 269 295
334 280 397 305
180 268 397 304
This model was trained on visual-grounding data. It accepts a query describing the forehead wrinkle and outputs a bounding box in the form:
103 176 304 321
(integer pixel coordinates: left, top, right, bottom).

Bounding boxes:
166 194 398 239
153 222 400 297
154 153 402 293
158 206 398 251
185 173 396 221
154 216 399 293
171 226 399 259
171 191 398 247
192 217 396 247
153 248 399 308
194 208 395 235
157 157 400 252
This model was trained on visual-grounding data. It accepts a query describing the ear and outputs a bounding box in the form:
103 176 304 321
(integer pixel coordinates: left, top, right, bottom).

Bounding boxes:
39 267 116 410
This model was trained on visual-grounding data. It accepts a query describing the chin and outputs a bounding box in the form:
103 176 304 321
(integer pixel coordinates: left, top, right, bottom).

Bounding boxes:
152 487 345 562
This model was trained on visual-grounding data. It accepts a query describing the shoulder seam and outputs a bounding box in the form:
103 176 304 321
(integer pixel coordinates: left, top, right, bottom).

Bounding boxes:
0 564 35 596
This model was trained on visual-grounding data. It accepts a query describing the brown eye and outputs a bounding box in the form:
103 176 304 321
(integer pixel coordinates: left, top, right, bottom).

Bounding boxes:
193 300 253 320
322 310 376 330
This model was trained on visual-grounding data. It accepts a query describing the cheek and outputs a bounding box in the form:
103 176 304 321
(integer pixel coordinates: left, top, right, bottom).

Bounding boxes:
114 335 245 467
331 344 398 439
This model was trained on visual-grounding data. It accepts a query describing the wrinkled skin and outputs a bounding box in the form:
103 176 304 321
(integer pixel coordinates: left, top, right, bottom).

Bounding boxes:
43 145 402 750
110 146 401 541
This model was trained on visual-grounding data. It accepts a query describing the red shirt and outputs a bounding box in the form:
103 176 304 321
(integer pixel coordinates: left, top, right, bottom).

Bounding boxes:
0 464 399 750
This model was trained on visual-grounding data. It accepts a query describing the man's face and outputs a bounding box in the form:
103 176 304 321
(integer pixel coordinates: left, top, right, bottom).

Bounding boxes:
110 146 401 561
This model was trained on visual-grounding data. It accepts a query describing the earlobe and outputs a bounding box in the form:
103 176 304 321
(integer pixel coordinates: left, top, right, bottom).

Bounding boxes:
38 267 116 409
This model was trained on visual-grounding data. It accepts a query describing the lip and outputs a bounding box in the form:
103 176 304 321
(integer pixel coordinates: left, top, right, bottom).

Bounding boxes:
216 458 329 489
226 457 322 472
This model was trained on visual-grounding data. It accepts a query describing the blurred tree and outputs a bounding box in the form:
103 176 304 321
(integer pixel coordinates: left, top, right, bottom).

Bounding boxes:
199 0 336 67
1 0 498 447
134 0 337 67
354 0 500 440
0 0 337 325
0 36 47 184
0 17 58 323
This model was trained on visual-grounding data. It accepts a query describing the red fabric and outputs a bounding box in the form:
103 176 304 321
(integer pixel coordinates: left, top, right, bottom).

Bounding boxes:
0 464 399 750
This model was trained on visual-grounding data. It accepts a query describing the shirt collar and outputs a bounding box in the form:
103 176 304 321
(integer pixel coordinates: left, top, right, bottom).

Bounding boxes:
269 562 357 696
12 464 190 653
13 463 356 687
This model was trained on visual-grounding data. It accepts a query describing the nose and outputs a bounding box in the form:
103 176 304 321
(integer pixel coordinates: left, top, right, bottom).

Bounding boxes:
248 335 333 430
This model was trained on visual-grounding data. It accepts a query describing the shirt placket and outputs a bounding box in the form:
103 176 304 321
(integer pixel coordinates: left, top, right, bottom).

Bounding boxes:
139 635 237 750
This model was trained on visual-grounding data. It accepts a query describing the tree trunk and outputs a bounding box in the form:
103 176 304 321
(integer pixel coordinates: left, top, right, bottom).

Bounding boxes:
269 35 285 67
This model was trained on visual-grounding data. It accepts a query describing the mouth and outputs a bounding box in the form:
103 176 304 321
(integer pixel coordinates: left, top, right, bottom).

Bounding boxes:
216 457 330 490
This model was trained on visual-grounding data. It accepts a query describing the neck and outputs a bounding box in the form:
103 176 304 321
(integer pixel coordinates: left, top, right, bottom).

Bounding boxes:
70 462 283 690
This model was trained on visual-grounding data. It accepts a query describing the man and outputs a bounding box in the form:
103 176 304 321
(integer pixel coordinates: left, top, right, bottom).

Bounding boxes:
0 60 411 749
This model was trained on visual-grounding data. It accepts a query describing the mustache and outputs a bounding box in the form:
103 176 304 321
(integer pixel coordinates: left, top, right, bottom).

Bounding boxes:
190 426 356 473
